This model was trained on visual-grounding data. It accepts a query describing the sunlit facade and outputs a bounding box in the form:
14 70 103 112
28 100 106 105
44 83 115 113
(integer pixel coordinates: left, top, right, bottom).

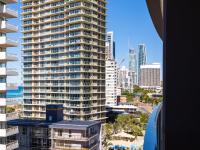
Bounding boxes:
0 0 19 149
22 0 107 121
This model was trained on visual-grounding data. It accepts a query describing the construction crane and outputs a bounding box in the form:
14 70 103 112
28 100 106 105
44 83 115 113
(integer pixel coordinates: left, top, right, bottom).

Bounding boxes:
118 58 125 68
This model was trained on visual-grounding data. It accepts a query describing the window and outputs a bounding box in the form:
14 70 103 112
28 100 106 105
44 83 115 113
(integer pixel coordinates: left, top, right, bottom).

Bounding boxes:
22 127 27 135
58 129 62 136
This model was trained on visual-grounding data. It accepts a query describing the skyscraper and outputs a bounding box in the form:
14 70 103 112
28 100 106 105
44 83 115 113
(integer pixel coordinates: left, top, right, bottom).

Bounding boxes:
0 0 19 149
139 63 161 90
106 31 115 60
105 31 117 105
22 0 106 121
138 44 147 82
129 48 137 89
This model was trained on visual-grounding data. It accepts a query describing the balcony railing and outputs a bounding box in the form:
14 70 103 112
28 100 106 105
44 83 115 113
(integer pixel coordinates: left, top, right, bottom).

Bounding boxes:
53 134 88 141
0 37 18 47
0 140 18 150
0 6 18 18
6 126 18 136
6 140 18 150
0 0 17 3
6 112 18 121
0 21 18 33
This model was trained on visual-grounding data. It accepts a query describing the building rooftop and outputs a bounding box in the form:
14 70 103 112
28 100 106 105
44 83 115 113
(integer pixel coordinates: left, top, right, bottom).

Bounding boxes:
8 119 100 130
8 119 52 127
50 120 100 129
106 104 138 109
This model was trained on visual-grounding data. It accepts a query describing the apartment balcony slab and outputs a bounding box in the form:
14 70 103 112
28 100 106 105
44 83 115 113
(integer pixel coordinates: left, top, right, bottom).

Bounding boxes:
0 21 18 33
0 0 17 4
0 126 18 137
0 52 17 62
0 68 18 76
0 98 6 106
0 112 18 121
0 83 6 92
0 6 18 18
0 37 18 47
0 141 18 150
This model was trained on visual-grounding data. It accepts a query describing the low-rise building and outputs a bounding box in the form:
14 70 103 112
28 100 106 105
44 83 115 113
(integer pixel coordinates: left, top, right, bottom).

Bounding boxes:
106 104 138 114
8 105 101 150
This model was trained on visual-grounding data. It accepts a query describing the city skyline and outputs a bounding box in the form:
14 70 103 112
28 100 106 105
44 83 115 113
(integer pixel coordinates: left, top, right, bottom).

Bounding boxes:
7 0 162 84
1 0 164 149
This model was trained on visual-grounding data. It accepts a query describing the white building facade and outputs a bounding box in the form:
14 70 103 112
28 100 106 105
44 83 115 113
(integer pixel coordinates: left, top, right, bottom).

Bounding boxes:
118 66 131 92
0 0 19 149
105 60 117 106
22 0 107 121
139 63 161 90
106 31 115 60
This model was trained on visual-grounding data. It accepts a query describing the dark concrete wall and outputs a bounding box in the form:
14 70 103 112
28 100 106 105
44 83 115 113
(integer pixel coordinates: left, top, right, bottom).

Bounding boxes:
163 0 200 149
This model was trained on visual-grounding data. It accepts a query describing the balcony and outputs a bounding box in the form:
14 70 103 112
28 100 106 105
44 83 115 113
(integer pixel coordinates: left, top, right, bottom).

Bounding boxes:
0 6 18 18
7 83 18 90
0 112 18 121
54 144 89 150
53 134 88 141
0 52 17 62
0 68 18 76
0 126 18 137
0 98 7 106
0 83 6 92
0 0 17 4
0 21 18 33
0 37 18 47
0 140 18 150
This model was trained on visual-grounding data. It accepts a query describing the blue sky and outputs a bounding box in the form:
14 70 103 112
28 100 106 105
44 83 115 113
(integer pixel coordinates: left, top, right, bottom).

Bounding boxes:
7 0 162 84
107 0 162 67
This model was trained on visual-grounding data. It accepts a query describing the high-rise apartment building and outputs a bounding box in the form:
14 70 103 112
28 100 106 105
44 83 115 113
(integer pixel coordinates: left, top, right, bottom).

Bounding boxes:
138 44 147 69
119 66 130 91
139 63 161 90
138 44 147 82
105 31 117 105
129 48 137 89
0 0 19 149
105 60 117 105
22 0 106 121
106 31 115 60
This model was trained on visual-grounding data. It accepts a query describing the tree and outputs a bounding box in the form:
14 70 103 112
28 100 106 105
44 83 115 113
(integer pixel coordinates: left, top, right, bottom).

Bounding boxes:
133 85 142 93
6 106 15 113
126 93 133 102
102 123 113 149
140 113 149 129
116 114 140 133
113 122 119 134
122 90 130 95
130 125 143 139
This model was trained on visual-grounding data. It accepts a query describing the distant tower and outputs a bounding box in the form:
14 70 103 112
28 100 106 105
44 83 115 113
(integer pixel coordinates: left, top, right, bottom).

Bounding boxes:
106 32 115 60
129 49 137 90
105 32 117 105
138 44 147 82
